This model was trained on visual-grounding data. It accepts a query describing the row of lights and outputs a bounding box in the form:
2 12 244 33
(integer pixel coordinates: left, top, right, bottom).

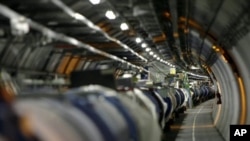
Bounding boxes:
87 0 150 63
135 37 176 67
105 10 129 31
60 0 146 62
90 0 129 31
89 0 175 68
88 0 148 72
0 2 149 74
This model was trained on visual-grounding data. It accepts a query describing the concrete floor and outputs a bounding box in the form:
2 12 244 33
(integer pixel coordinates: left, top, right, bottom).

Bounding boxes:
163 100 225 141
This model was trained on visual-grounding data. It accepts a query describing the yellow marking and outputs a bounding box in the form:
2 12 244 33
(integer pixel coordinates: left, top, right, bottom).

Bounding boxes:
152 33 166 43
65 56 80 74
213 104 221 125
56 54 71 74
221 55 228 63
238 77 247 124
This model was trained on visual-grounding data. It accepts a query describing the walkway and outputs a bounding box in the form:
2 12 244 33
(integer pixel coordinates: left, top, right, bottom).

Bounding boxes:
163 99 225 141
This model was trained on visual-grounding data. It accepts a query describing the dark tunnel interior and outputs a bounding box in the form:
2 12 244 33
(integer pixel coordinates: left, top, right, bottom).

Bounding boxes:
0 0 250 141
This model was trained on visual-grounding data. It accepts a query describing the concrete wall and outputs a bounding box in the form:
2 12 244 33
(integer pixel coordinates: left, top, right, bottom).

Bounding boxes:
210 32 250 141
211 57 240 141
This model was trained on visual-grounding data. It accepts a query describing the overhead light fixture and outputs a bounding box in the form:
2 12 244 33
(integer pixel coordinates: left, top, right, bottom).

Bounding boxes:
157 57 160 60
153 54 157 58
141 43 147 48
105 10 116 20
120 23 129 31
145 47 151 52
89 0 101 5
149 51 154 55
135 37 142 43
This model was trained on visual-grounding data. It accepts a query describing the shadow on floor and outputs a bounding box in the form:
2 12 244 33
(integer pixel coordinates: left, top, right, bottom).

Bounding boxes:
162 112 188 141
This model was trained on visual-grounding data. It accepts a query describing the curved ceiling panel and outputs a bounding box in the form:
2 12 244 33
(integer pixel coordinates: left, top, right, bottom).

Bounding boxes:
0 0 249 78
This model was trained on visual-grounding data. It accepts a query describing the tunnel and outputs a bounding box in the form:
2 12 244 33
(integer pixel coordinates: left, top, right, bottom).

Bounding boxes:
0 0 249 141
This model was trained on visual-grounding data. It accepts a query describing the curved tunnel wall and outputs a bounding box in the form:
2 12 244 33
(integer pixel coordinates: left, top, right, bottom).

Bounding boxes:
229 32 250 124
187 29 246 141
211 56 241 141
207 35 250 140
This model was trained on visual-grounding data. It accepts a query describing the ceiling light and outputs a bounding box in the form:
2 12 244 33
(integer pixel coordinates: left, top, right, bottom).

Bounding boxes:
105 10 116 20
153 54 157 58
141 43 147 48
89 0 101 5
157 57 160 60
120 23 129 31
135 37 142 43
145 47 151 52
149 51 154 55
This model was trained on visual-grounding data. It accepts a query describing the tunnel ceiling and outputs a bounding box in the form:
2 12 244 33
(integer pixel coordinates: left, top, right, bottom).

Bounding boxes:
0 0 248 78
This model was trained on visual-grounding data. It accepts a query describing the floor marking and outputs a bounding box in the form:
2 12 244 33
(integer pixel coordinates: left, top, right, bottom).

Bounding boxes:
192 106 204 141
171 124 214 129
